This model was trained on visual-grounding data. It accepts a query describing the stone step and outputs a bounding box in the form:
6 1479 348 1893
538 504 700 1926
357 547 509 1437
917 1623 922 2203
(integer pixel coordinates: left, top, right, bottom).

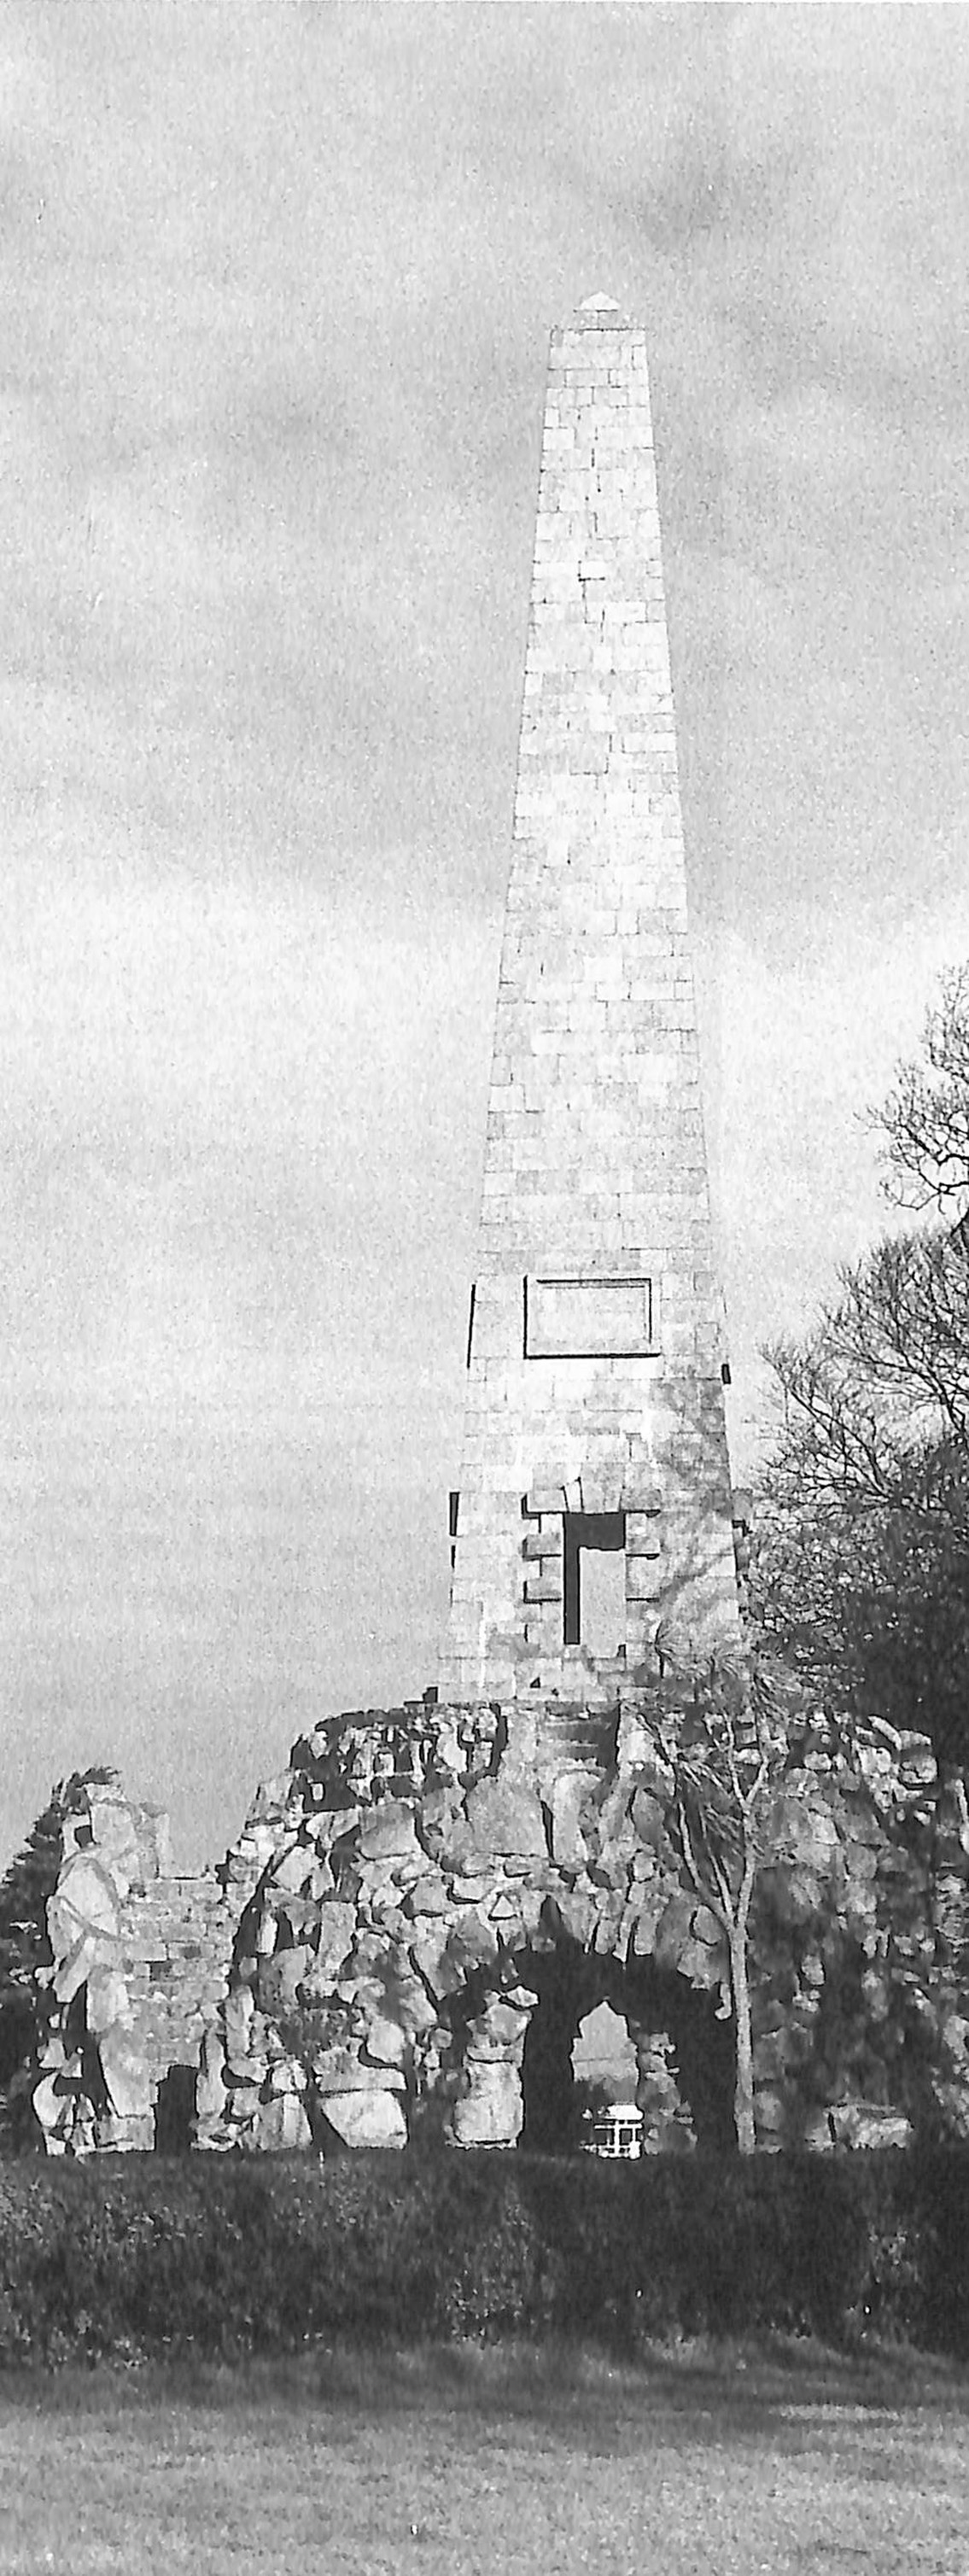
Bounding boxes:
537 1704 619 1772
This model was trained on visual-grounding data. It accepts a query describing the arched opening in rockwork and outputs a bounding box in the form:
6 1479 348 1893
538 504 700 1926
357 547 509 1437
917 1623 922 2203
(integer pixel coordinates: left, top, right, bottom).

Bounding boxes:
155 2061 197 2155
573 2000 637 2106
512 1938 735 2155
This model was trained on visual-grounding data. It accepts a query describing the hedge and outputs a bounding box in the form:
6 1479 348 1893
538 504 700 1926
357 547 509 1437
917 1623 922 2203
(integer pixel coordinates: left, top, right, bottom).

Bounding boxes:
1 2145 968 2369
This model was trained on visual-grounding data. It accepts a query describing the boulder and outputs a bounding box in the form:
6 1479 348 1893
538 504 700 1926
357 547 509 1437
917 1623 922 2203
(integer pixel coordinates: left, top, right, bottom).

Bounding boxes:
410 1927 455 2001
271 1843 317 1895
321 2088 406 2150
549 1774 588 1870
405 1873 450 1917
443 1910 499 1981
98 2026 155 2121
464 1779 547 1860
652 1894 696 1974
224 1984 255 2061
359 1801 419 1863
632 1894 667 1956
451 2060 522 2148
308 1901 358 1981
254 2093 312 2152
380 1969 437 2036
465 1999 530 2059
630 1786 667 1850
264 1946 310 2011
196 2031 227 2121
363 2013 407 2068
269 2056 307 2093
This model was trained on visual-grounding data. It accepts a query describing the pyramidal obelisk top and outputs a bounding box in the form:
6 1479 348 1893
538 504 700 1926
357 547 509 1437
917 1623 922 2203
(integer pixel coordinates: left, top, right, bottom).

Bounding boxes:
440 299 740 1705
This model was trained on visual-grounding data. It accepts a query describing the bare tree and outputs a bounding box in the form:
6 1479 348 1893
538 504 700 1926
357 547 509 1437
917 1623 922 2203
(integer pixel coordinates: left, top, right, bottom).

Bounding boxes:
650 1658 785 2154
879 964 969 1218
752 965 969 1768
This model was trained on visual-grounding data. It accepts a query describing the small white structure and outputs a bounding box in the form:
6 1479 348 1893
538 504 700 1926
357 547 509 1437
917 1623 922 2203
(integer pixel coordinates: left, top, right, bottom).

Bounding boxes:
581 2100 644 2160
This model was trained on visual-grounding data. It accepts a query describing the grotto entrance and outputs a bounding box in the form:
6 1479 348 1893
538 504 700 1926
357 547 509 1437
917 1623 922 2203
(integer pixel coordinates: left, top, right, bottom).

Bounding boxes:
512 1937 735 2155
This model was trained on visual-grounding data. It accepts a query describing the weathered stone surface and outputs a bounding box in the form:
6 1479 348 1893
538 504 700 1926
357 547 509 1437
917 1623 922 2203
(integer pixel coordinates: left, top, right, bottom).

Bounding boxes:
224 1986 255 2059
322 2088 406 2150
272 1843 317 1895
470 1999 530 2050
451 2059 522 2148
652 1895 695 1973
196 2030 226 2121
381 1970 436 2036
98 2027 155 2121
630 1787 668 1850
364 2014 407 2068
405 1874 450 1916
549 1774 588 1870
306 1903 357 1982
266 1947 310 2009
254 2093 312 2152
269 2056 306 2094
464 1779 547 1859
50 1853 120 1948
51 1931 115 2006
359 1801 420 1863
444 1910 500 1978
410 1927 457 2000
86 1966 131 2033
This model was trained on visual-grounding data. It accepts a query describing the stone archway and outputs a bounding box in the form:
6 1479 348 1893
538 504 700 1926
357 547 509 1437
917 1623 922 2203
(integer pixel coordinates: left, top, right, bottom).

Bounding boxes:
515 1942 735 2154
518 1946 592 2153
573 1999 638 2107
444 1931 736 2156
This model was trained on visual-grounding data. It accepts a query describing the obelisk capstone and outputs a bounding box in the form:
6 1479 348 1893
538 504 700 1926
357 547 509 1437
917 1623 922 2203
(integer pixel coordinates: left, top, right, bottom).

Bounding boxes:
440 298 740 1705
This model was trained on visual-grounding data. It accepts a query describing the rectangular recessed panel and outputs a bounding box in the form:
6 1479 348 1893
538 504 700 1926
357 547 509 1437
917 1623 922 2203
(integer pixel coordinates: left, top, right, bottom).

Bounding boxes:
525 1276 653 1358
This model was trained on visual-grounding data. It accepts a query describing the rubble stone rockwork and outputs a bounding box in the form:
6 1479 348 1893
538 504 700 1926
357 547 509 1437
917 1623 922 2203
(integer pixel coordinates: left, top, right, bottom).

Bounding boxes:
32 1693 969 2155
32 1780 253 2155
441 297 739 1705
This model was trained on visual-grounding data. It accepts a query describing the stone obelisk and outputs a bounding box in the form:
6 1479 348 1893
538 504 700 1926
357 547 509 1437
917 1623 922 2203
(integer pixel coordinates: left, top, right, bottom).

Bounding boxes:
440 298 739 1706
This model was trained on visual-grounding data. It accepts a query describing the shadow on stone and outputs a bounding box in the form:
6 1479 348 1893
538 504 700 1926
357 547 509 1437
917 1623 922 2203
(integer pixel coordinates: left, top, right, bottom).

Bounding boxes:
155 2061 196 2155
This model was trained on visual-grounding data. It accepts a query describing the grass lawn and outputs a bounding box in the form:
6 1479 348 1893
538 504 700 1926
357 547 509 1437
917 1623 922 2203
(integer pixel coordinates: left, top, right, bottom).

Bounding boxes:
1 2339 967 2575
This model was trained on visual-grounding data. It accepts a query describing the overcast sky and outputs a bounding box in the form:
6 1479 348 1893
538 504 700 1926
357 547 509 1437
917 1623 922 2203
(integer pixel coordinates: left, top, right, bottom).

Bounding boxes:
3 3 967 1871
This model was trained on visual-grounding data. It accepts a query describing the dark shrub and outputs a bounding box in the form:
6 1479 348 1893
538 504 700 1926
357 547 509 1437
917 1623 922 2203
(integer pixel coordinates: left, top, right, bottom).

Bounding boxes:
2 2145 968 2370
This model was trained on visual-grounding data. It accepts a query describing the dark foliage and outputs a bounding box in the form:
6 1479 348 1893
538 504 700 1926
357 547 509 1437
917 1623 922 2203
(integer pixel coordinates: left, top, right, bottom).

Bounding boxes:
2 2146 969 2371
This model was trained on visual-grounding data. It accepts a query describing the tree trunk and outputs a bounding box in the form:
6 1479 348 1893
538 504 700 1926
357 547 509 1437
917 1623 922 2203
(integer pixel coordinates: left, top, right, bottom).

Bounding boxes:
729 1925 756 2153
